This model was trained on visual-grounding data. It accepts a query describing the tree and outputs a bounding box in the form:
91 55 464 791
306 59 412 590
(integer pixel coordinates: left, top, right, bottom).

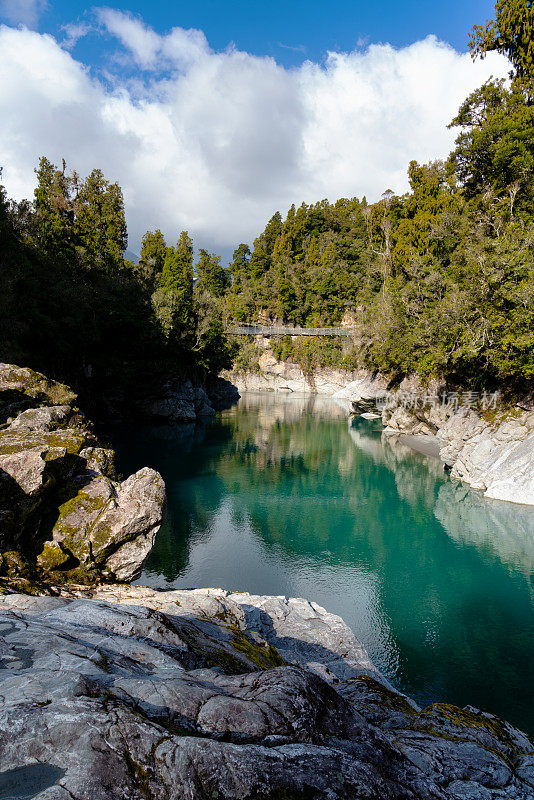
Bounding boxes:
140 229 167 274
152 231 194 338
470 0 534 90
76 169 127 271
195 248 227 296
449 81 534 212
33 157 77 257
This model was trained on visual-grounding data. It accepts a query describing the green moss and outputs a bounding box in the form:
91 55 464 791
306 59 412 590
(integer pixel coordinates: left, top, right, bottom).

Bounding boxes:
418 703 534 755
36 542 70 571
227 622 285 669
0 430 87 457
123 750 156 800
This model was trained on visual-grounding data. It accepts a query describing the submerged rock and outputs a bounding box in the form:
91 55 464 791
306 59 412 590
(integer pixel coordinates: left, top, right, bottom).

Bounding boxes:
0 586 532 799
0 363 166 588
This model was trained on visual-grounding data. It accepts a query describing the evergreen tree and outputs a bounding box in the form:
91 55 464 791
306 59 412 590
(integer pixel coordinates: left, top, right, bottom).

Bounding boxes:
152 231 194 337
140 229 167 274
76 169 127 271
195 248 227 296
470 0 534 90
33 157 77 257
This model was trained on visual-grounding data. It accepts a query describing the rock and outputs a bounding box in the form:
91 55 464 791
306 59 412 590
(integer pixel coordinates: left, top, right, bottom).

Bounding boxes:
438 408 534 505
0 587 532 799
0 448 48 495
223 351 358 396
0 363 166 588
206 375 241 410
93 467 166 581
343 371 534 507
0 364 77 423
140 378 215 422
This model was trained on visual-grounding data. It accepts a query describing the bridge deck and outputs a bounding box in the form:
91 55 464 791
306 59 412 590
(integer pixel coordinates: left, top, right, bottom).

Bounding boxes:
226 325 353 337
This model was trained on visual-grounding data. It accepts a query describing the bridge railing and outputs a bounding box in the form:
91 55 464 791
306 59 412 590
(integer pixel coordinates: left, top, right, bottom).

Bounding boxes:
226 324 354 337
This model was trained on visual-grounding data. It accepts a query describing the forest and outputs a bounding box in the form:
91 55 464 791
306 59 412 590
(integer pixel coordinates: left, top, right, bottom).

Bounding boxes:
0 0 533 399
224 0 534 389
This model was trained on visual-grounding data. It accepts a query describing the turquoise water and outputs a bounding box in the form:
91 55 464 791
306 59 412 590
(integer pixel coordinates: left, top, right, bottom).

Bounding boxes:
112 392 534 735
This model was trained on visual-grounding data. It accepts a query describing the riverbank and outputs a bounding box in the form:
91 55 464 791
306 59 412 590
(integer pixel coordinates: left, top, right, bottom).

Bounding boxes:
2 584 534 799
343 373 534 507
225 347 534 506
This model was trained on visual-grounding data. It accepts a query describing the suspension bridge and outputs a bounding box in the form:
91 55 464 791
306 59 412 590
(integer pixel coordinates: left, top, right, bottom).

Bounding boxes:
225 324 354 337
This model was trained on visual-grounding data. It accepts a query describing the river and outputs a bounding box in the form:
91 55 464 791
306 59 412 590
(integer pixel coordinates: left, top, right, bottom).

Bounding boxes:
112 392 534 736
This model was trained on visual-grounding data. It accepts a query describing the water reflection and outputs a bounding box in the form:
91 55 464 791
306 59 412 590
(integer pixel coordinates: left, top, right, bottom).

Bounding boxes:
111 392 534 735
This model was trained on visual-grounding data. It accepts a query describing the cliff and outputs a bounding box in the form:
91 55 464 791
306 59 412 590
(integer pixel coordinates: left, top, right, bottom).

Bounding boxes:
341 373 534 507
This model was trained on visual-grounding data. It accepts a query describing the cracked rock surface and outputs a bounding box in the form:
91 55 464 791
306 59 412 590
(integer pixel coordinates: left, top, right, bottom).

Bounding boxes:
0 587 533 799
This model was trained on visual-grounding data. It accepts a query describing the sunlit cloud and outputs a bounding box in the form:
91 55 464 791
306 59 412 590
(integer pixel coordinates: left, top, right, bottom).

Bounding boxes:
0 13 509 255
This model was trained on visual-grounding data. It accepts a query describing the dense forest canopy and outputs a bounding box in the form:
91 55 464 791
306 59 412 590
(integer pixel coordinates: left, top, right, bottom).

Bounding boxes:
223 0 534 388
0 158 231 410
0 0 532 399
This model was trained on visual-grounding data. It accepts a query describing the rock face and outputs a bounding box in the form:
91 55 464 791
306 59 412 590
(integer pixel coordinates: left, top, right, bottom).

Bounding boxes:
0 364 166 588
345 374 534 507
438 408 534 505
0 586 533 799
138 377 216 422
224 350 357 395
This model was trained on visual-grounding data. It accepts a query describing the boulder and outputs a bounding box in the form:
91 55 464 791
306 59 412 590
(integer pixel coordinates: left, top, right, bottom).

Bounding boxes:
141 378 215 421
0 364 77 424
0 363 166 587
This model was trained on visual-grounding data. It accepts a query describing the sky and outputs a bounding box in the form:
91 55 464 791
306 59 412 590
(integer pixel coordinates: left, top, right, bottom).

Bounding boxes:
0 0 509 258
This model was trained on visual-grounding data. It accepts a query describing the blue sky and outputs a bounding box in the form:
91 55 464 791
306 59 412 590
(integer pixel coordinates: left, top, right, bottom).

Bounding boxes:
25 1 496 68
0 1 507 255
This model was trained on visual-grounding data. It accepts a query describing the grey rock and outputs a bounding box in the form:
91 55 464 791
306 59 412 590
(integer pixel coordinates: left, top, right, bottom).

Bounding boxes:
0 588 532 799
8 405 73 433
0 363 166 587
0 448 48 495
343 371 534 506
141 378 215 422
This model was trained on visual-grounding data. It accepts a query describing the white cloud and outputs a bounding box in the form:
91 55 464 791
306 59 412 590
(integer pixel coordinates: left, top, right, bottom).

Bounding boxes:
0 18 509 256
61 22 91 50
0 0 47 27
96 8 209 71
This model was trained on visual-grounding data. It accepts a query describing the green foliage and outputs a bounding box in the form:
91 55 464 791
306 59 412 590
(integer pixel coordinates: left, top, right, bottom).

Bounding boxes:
271 337 359 372
469 0 534 88
224 198 368 326
195 248 227 297
0 161 233 411
140 229 167 275
34 157 77 258
75 169 127 271
153 231 194 338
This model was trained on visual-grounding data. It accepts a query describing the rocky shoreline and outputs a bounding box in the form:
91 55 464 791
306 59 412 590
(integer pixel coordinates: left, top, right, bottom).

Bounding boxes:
225 347 534 506
341 374 534 507
1 585 534 799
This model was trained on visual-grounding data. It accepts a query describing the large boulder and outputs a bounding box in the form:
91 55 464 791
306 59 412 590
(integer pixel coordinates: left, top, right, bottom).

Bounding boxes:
0 363 166 588
139 378 215 422
0 587 532 799
0 364 77 424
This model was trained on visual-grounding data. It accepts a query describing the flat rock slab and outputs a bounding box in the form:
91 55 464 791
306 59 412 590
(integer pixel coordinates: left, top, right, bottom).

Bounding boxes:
0 588 533 799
